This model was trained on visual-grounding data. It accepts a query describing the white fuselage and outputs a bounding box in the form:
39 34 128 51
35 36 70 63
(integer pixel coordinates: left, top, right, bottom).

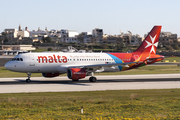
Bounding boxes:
5 52 122 73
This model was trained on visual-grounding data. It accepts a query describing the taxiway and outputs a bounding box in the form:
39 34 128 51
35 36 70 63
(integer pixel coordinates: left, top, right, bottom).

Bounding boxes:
0 74 180 93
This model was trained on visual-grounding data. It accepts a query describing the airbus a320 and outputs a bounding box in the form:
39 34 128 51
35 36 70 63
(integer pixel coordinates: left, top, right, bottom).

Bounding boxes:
5 26 164 82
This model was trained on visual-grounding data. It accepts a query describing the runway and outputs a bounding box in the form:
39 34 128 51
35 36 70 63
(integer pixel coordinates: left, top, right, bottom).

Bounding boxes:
0 74 180 93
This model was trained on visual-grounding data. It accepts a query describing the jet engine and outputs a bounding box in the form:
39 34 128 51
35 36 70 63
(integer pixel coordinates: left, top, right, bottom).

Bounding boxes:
67 68 86 80
42 73 60 78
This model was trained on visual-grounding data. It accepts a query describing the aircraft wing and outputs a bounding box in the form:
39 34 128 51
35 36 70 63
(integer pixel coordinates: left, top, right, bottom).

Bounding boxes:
68 62 136 69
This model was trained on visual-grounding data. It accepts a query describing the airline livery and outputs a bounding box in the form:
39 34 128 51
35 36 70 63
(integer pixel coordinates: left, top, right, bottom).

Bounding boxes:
5 26 164 82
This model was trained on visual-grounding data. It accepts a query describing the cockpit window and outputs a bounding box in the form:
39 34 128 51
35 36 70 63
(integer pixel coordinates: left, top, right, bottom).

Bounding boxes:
12 58 23 61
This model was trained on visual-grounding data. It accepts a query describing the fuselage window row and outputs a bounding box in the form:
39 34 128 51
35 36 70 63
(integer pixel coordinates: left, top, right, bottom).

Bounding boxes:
36 58 119 62
35 58 132 63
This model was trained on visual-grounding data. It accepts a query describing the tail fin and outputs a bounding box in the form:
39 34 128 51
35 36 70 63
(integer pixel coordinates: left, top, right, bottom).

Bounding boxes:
133 26 162 54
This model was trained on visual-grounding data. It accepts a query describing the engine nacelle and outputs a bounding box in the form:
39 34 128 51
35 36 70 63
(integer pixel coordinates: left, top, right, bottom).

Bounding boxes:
67 68 86 80
42 73 60 78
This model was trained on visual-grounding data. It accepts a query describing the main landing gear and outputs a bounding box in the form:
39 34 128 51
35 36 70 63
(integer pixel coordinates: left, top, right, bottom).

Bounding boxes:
89 76 97 82
26 72 31 83
88 72 97 82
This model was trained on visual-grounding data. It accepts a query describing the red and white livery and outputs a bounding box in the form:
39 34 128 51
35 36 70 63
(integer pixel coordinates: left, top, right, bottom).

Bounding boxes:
5 26 164 82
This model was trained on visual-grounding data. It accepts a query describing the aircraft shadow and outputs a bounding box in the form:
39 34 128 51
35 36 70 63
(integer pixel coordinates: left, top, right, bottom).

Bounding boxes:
0 78 179 85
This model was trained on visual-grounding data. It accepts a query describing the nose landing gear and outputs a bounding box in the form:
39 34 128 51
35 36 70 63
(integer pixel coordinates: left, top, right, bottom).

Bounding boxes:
26 72 31 83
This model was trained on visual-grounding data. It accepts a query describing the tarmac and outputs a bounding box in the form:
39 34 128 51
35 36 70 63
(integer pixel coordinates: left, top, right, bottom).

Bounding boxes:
0 74 180 93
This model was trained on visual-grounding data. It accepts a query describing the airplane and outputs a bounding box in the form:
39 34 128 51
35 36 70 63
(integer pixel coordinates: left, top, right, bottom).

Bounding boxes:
5 26 164 83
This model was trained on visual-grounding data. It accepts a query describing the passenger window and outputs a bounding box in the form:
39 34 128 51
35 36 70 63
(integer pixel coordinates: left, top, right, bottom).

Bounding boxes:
17 58 20 61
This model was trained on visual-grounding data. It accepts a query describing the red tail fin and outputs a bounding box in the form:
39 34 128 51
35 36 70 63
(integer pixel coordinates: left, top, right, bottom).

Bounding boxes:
133 26 162 54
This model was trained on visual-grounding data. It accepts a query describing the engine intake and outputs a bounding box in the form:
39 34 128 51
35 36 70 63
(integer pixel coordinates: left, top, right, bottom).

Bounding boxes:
67 68 86 80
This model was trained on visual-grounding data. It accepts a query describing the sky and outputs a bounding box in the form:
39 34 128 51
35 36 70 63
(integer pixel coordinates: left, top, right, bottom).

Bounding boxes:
1 0 180 37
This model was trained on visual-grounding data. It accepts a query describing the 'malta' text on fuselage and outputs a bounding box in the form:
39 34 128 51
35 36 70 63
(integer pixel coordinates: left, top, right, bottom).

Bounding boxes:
38 55 67 63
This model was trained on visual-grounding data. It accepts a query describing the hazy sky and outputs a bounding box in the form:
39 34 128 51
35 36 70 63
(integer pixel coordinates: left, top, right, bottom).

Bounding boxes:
1 0 180 37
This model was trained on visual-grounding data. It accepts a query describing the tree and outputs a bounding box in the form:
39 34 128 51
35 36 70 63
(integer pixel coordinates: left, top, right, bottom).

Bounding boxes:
42 37 52 43
47 48 52 51
173 44 179 50
165 45 173 50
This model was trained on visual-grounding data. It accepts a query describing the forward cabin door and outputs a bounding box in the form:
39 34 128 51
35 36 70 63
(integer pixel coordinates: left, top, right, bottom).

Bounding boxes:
29 54 35 66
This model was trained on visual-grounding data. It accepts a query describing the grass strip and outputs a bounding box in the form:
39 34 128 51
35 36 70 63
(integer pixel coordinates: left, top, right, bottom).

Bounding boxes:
0 89 180 119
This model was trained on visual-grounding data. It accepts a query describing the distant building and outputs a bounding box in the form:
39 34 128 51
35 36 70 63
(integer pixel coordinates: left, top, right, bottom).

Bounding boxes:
0 45 36 51
92 28 103 43
130 35 142 45
77 32 92 43
144 32 177 43
51 29 79 43
17 31 30 38
69 30 79 37
159 32 177 43
103 35 123 44
92 28 103 37
4 29 18 38
30 27 47 37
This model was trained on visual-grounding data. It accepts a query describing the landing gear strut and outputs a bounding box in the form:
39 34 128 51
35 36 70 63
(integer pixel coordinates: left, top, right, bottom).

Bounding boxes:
26 72 31 83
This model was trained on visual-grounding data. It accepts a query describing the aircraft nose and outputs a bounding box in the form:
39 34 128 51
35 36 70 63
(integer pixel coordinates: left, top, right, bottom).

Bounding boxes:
5 61 11 70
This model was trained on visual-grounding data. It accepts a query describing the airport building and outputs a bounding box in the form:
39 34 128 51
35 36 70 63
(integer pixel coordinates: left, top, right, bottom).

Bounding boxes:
0 45 36 51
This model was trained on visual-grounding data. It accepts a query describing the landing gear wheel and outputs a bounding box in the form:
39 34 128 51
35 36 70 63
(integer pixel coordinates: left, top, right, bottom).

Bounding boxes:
72 79 79 81
26 79 31 83
89 77 97 82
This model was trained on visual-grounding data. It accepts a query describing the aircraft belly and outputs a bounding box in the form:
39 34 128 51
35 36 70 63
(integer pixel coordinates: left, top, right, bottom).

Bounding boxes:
103 66 120 72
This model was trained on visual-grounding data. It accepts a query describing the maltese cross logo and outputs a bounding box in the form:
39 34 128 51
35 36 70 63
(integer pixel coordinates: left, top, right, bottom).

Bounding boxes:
145 34 158 53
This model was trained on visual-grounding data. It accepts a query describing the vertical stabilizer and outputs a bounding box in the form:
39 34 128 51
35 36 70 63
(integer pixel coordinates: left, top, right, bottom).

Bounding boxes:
134 26 162 54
